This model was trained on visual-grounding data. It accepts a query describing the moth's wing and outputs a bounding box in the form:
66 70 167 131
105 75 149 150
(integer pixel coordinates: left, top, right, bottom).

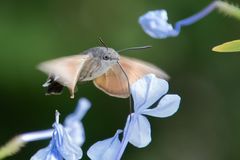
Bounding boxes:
119 56 169 83
93 64 129 98
93 56 169 98
38 54 89 98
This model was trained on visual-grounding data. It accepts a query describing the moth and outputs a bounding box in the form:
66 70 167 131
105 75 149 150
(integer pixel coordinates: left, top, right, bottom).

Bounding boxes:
38 45 169 98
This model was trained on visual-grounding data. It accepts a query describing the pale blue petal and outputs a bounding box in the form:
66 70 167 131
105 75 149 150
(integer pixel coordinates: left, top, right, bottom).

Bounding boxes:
122 115 131 139
115 116 131 159
87 130 122 160
131 74 169 113
139 10 178 39
31 123 82 160
142 94 181 118
64 98 91 146
67 98 91 121
30 141 62 160
64 122 85 147
54 123 83 160
128 115 151 148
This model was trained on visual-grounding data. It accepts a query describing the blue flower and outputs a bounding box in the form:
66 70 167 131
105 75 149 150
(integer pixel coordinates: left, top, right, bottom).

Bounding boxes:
87 74 181 160
0 99 91 160
31 111 83 160
139 1 217 39
20 98 91 145
87 130 122 160
139 10 178 39
64 98 91 146
126 74 180 148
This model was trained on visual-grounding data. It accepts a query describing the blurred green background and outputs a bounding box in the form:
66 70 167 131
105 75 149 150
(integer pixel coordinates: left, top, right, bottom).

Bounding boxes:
0 0 240 159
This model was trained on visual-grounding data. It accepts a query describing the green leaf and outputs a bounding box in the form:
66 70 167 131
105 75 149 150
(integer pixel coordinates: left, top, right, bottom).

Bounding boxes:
212 40 240 53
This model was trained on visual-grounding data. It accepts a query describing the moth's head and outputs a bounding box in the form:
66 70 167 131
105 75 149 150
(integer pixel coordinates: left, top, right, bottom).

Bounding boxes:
89 47 120 64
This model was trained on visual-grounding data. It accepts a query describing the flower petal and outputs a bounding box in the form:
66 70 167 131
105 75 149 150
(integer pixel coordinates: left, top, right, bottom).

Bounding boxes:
139 10 178 39
69 98 91 121
128 115 151 148
142 94 181 118
64 98 91 146
131 74 169 113
30 141 62 160
87 130 122 160
64 122 85 147
31 123 82 160
54 123 83 160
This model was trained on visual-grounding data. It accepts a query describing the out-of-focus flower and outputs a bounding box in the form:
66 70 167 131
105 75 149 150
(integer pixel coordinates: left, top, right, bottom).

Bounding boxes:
138 10 178 39
87 74 181 160
31 111 83 160
64 98 91 146
18 98 91 145
0 98 91 159
139 1 240 39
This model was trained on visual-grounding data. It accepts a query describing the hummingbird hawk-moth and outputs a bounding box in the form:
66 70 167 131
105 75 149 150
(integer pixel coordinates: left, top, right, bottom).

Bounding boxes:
38 45 169 98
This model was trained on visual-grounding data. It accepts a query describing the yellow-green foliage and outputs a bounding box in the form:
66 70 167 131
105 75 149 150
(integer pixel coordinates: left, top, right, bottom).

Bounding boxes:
212 40 240 52
216 1 240 20
0 137 25 160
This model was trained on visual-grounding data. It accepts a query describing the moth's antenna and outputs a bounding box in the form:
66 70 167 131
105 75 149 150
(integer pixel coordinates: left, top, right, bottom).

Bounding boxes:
117 45 152 53
117 61 133 115
98 37 108 50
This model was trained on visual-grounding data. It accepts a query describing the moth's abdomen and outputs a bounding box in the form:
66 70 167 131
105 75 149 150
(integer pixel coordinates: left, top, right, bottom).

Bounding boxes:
42 77 64 95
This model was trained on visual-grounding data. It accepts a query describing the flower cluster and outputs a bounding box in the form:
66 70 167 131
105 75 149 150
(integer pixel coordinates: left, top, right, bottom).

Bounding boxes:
87 74 181 160
0 74 181 160
26 74 180 160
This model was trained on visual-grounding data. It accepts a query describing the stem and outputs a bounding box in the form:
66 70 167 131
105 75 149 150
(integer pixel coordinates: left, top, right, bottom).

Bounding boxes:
174 1 217 32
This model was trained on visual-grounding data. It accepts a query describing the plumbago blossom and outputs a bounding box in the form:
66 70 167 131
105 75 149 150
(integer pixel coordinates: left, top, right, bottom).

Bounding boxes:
30 111 83 160
87 74 181 160
31 98 91 160
64 98 91 146
139 1 240 39
0 74 180 160
0 98 91 160
29 98 91 160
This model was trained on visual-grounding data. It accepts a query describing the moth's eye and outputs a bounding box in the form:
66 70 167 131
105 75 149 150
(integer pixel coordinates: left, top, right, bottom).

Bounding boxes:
103 55 110 60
